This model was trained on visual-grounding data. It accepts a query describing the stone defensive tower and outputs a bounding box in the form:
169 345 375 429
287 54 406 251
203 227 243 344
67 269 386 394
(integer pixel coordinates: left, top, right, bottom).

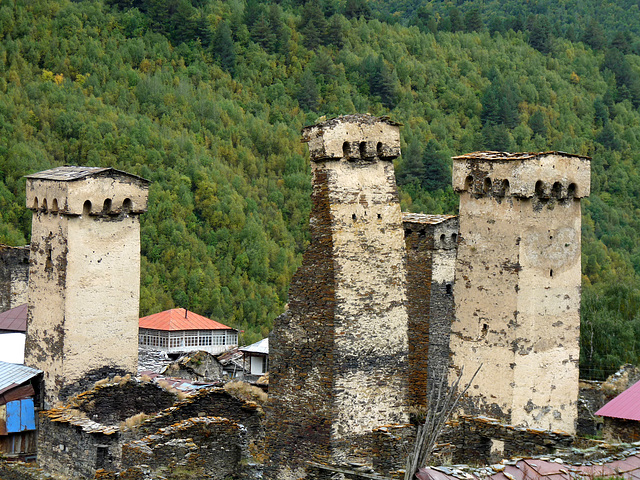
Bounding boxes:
24 167 149 407
265 115 410 479
450 151 590 434
403 213 458 408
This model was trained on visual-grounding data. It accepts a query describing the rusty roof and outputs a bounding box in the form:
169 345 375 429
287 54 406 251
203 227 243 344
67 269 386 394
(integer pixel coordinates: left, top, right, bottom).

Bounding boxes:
0 303 27 332
596 380 640 421
452 151 591 161
402 213 457 225
417 451 640 480
25 166 149 183
0 361 41 396
139 308 235 332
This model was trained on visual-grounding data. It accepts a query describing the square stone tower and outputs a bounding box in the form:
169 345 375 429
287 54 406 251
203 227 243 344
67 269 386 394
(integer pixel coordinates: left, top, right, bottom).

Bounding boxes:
403 213 458 408
450 151 590 434
24 167 149 407
265 115 410 479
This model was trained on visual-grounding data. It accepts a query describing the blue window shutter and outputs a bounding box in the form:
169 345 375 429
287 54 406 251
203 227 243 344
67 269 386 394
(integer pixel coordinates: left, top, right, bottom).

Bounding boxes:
21 398 35 431
6 400 20 433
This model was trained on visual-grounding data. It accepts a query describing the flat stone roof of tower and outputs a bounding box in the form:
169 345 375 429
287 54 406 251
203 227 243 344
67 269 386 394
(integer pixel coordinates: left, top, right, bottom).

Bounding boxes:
453 151 591 161
402 213 457 225
302 113 402 133
25 166 149 183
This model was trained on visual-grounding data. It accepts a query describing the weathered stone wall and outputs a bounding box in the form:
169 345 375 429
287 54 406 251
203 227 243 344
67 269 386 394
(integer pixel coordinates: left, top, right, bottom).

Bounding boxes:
38 412 124 479
0 245 29 314
577 380 605 436
265 115 409 479
403 214 458 409
602 417 640 443
24 168 149 407
37 381 263 479
139 387 263 440
442 415 573 465
74 381 177 425
122 417 248 479
450 152 590 434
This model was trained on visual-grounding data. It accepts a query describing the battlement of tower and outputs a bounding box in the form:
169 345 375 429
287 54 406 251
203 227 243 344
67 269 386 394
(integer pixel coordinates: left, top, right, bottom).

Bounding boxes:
301 114 401 161
25 166 149 216
452 151 591 200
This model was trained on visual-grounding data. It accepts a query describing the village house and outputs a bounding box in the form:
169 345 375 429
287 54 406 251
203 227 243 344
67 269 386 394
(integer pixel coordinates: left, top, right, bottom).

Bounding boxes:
596 379 640 441
138 308 238 357
240 337 269 380
0 361 42 460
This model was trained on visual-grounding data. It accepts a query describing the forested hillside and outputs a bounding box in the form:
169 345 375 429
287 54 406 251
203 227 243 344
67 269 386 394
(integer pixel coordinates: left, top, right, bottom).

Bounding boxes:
1 0 640 378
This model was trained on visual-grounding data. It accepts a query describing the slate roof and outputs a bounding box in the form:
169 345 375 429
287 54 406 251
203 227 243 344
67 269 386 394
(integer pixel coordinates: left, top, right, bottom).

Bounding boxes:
402 213 457 225
417 449 640 480
452 151 591 161
0 303 27 332
240 338 269 355
139 308 235 332
596 380 640 421
0 361 42 396
25 166 149 183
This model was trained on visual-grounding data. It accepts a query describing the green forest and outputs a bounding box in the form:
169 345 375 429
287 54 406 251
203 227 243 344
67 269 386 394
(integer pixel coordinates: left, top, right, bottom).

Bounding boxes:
1 0 640 379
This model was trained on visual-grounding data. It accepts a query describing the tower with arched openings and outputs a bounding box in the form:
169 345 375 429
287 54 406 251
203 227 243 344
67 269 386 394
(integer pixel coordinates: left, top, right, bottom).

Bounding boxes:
24 166 149 407
450 151 590 435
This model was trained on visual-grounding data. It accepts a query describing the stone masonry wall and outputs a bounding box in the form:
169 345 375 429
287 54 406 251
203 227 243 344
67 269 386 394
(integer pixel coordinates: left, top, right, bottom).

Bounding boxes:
450 152 590 434
442 415 573 465
38 412 123 479
0 245 29 314
121 417 247 479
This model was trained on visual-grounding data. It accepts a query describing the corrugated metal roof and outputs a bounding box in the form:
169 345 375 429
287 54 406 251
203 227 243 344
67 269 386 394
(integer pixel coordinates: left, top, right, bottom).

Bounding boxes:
25 166 150 183
139 309 235 332
0 361 41 395
402 213 457 225
240 338 269 355
0 303 27 332
452 151 591 161
596 379 640 420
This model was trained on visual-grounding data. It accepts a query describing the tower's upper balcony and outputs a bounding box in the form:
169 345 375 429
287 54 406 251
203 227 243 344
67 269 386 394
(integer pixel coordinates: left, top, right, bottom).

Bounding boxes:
25 166 149 216
452 151 591 200
301 114 401 162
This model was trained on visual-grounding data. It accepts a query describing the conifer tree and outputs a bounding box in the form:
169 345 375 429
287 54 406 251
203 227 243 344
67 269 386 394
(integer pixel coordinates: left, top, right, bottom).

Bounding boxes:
213 21 236 75
297 69 319 111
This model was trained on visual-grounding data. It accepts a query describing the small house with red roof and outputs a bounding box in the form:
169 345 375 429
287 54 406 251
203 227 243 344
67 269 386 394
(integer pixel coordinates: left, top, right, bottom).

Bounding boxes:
596 379 640 441
139 309 238 356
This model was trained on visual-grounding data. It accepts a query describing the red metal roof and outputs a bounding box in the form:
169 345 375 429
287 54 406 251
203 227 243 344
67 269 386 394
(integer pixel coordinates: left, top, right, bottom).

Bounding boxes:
596 379 640 420
0 303 27 332
139 309 234 332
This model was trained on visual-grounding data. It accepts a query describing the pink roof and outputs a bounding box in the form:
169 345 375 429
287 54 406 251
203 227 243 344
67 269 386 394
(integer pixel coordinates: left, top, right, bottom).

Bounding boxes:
139 309 234 332
596 380 640 420
0 303 27 332
417 454 640 480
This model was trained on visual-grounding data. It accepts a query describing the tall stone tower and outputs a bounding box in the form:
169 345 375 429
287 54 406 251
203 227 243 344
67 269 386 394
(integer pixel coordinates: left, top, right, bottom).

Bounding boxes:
450 151 590 434
24 167 149 407
265 115 410 479
403 213 458 408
